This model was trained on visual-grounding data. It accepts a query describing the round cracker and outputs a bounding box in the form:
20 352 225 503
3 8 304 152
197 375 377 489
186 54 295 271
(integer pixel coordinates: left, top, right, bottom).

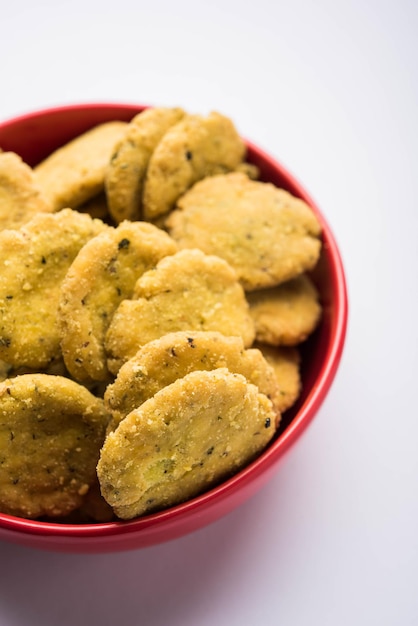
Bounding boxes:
34 121 127 211
166 172 322 290
105 107 185 223
0 374 109 519
105 330 281 430
105 249 255 374
58 220 177 383
0 209 107 369
142 112 246 219
0 151 52 231
97 368 275 519
247 274 322 346
255 344 302 413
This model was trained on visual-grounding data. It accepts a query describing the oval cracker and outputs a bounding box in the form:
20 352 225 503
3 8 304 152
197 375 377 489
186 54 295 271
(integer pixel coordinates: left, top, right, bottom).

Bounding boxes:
105 249 255 374
98 368 275 519
167 172 322 290
0 374 109 519
0 209 106 369
58 220 177 382
105 330 282 431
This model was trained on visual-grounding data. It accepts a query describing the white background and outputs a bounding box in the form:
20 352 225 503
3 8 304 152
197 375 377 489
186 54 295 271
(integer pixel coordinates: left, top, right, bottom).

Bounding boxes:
1 1 417 624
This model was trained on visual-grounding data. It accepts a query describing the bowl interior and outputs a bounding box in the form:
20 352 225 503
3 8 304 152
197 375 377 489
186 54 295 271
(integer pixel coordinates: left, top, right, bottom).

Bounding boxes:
0 103 347 552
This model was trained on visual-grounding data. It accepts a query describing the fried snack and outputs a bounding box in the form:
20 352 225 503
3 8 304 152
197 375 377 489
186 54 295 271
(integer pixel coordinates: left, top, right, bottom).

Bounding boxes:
58 220 177 383
105 107 185 223
105 330 281 431
166 172 322 290
0 209 106 369
247 274 322 346
142 112 246 219
105 249 255 374
0 374 109 519
0 151 51 230
255 344 302 413
97 368 276 519
34 121 127 211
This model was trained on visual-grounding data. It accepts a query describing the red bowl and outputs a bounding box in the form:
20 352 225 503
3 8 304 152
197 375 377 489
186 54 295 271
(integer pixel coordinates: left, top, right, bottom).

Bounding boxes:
0 103 348 552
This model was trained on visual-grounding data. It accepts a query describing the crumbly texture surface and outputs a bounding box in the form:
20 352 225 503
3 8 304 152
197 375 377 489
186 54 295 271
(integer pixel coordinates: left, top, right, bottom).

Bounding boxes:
0 374 109 518
104 330 281 431
166 172 322 290
0 151 52 230
58 220 177 383
105 249 255 374
105 107 185 223
255 344 302 413
247 274 322 346
142 112 246 219
0 107 325 524
97 368 275 519
0 209 106 369
35 122 127 211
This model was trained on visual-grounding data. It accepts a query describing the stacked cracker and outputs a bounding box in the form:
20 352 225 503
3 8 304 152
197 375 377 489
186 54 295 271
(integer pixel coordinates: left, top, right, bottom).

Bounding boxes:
0 107 321 521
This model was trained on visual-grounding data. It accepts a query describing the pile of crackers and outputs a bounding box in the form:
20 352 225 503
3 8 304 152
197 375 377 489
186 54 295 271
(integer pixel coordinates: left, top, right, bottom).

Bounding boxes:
0 107 322 521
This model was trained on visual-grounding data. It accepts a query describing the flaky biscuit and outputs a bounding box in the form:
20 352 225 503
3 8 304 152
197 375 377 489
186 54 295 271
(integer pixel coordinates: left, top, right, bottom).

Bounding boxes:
0 151 51 230
167 172 322 290
255 344 302 413
0 209 106 369
58 220 177 383
105 107 185 223
104 330 281 431
247 274 322 346
97 368 275 519
142 112 246 219
35 121 127 211
105 249 255 374
0 374 108 519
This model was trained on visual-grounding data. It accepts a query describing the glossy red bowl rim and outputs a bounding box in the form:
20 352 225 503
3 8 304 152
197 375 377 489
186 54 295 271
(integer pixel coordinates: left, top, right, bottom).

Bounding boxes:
0 103 348 550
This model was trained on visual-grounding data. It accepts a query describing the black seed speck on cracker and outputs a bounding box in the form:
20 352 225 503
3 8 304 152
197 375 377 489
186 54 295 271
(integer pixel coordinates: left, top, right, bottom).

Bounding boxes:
118 238 130 250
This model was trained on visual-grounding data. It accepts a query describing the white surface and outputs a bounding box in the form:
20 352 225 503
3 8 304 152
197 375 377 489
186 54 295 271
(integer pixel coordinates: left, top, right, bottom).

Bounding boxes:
0 1 417 624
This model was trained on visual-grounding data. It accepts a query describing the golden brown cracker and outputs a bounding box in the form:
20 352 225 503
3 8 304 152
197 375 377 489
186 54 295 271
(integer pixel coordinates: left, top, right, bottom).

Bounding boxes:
166 172 322 290
0 151 51 230
97 368 275 519
105 107 185 223
142 112 246 219
35 121 127 211
0 209 106 369
0 374 109 519
255 344 302 413
105 249 255 374
58 220 177 383
105 330 281 430
247 274 322 346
